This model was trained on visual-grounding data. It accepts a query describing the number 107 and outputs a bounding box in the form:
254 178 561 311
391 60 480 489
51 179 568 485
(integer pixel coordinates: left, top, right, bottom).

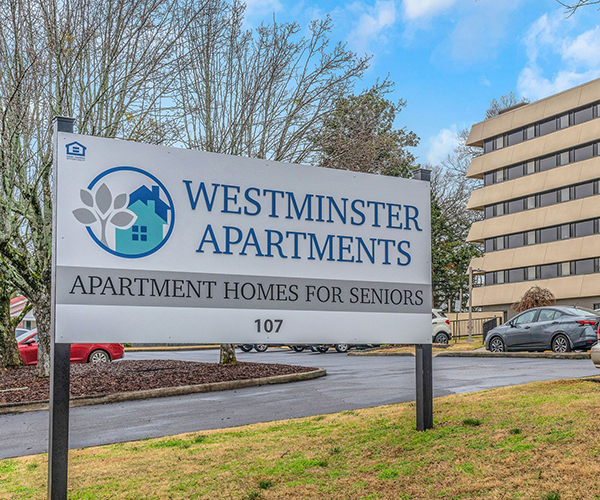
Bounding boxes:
254 319 283 333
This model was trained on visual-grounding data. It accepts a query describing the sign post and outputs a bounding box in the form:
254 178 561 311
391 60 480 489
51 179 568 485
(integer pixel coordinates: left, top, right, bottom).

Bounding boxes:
49 116 74 500
412 168 433 432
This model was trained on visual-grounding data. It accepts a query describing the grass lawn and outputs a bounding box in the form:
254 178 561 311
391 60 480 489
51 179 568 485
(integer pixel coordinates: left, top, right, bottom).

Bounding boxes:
1 378 600 499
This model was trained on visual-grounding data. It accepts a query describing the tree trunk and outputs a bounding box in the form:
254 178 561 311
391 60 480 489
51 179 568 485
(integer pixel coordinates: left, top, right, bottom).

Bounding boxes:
0 332 23 368
0 280 23 369
32 294 52 378
220 343 237 364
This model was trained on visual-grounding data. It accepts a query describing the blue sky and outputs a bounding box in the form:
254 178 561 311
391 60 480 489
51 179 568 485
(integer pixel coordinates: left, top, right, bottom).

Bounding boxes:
242 0 600 165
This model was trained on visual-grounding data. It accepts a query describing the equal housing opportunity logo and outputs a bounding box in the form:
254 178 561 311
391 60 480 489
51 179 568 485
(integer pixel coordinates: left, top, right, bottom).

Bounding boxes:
72 167 175 258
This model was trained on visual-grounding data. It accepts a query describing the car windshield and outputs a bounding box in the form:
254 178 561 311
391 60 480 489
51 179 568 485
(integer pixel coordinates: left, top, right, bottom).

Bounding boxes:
16 330 36 343
563 307 597 317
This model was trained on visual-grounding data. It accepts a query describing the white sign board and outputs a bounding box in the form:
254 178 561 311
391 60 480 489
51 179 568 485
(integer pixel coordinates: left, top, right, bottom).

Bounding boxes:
54 133 431 344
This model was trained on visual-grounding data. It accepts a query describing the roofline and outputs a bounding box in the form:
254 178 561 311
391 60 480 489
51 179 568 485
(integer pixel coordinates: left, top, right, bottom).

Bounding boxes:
466 76 600 146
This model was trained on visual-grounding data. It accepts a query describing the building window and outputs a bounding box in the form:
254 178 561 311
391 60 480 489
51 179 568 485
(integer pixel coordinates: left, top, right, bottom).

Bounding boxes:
558 151 570 166
559 188 571 202
508 199 523 214
575 259 595 275
131 225 148 242
559 262 572 277
574 144 593 162
539 118 557 136
495 271 505 284
540 191 557 207
540 264 558 279
558 114 570 129
559 224 571 240
525 161 535 175
574 107 593 125
525 266 536 280
575 220 594 237
540 227 558 243
525 196 536 210
525 231 536 245
539 154 556 171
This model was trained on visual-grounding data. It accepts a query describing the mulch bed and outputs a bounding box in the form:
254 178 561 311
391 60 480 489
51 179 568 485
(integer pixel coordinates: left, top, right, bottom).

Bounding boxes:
0 360 318 405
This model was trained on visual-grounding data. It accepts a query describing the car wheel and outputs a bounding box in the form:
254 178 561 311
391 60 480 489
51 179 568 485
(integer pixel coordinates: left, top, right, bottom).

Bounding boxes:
434 333 449 344
334 343 349 353
552 334 571 353
290 345 305 352
316 345 329 353
489 337 505 353
239 344 253 352
254 344 268 352
88 350 111 363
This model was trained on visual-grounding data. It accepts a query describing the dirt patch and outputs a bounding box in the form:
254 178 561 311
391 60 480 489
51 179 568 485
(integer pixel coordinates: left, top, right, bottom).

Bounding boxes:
0 360 318 405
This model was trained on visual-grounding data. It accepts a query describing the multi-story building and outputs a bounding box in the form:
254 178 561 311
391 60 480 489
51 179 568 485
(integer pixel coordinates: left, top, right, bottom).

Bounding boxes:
466 78 600 319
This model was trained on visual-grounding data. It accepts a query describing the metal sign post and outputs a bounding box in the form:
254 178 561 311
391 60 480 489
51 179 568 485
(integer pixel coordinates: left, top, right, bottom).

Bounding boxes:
415 344 433 431
48 116 74 500
412 168 433 432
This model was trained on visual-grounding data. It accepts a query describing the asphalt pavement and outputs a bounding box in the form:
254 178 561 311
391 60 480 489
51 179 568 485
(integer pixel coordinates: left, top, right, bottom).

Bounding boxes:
1 348 597 459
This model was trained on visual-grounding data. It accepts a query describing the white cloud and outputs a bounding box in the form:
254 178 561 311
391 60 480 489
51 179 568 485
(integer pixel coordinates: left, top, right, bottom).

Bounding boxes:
517 11 600 100
562 26 600 68
348 1 397 53
427 125 459 166
446 0 521 63
402 0 457 20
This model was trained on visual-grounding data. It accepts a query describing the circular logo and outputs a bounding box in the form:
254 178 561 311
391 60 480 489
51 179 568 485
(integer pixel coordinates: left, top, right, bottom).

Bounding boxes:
72 166 175 258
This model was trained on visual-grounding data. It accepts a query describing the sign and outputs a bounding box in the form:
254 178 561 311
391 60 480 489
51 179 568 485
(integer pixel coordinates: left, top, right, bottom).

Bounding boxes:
54 133 432 344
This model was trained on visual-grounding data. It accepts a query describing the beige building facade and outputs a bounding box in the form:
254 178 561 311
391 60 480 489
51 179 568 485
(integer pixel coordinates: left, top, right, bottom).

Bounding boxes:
466 78 600 319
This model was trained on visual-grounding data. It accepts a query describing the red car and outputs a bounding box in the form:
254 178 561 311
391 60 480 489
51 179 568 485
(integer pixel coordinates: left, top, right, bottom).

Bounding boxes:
17 330 124 365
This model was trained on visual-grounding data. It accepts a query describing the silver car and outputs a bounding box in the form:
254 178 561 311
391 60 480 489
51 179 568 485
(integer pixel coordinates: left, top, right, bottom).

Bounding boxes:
486 306 599 353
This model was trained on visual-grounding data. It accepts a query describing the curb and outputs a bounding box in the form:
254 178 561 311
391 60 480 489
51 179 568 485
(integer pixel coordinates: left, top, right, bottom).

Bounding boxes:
348 350 590 360
125 345 220 352
348 350 414 357
436 351 590 359
0 368 327 416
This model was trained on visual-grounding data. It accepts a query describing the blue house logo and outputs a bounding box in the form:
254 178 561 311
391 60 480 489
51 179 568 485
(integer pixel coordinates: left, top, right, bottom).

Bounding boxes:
115 185 170 255
65 142 86 157
72 167 175 258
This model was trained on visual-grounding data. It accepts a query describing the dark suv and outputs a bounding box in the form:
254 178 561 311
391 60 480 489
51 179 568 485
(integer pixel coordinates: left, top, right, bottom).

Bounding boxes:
485 306 599 353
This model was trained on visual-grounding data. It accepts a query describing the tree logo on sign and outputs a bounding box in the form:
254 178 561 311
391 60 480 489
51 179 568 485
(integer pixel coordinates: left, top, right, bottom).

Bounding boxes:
72 167 175 258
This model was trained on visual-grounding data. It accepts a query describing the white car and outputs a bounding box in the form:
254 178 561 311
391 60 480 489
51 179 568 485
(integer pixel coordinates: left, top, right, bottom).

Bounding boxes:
432 309 452 344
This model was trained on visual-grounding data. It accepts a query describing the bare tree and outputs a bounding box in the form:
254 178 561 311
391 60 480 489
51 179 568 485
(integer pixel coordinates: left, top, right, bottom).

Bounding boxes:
428 127 484 310
485 92 529 120
175 0 369 164
512 286 556 312
174 0 370 363
557 0 600 15
0 0 204 376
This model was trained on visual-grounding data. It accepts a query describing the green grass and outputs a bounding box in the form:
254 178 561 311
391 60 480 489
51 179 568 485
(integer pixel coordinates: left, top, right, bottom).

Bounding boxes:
1 379 600 499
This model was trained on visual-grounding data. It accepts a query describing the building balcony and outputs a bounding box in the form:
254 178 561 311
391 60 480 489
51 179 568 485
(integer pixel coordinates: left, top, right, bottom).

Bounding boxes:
467 194 600 242
467 78 600 148
467 156 600 210
472 273 600 308
467 119 600 179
